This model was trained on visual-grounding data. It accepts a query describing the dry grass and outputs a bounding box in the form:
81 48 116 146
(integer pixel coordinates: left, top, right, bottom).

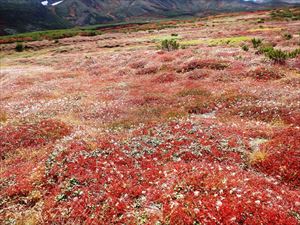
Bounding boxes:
249 150 268 164
0 110 8 123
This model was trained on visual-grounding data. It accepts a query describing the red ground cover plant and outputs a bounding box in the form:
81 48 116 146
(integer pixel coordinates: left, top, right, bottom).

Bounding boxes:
0 119 71 221
282 111 300 126
251 126 300 187
177 59 229 73
129 61 147 69
152 73 176 83
185 90 256 116
187 70 210 80
0 119 71 159
158 54 176 62
246 67 285 80
136 65 160 75
282 77 300 87
33 121 300 224
224 103 299 125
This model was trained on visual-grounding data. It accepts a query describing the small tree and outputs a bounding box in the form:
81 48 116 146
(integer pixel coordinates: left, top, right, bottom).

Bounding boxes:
161 39 180 51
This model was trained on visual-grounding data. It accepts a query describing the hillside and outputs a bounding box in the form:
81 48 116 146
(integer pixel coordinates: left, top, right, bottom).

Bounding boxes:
0 9 300 224
1 0 299 34
0 0 70 35
51 0 260 26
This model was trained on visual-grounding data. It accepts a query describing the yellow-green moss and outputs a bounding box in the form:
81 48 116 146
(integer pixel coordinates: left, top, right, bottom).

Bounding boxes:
180 36 251 47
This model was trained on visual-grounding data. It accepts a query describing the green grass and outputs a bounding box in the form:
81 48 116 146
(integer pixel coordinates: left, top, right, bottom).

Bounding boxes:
180 39 203 47
80 21 148 31
207 36 252 46
0 21 152 44
0 28 103 44
0 19 183 44
150 35 182 42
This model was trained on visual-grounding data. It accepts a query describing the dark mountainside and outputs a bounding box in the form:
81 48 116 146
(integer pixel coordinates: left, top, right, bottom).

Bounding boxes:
0 0 298 35
0 0 71 35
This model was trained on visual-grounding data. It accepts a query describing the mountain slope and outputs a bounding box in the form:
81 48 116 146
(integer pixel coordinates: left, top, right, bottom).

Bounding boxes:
0 0 70 35
50 0 300 26
52 0 261 26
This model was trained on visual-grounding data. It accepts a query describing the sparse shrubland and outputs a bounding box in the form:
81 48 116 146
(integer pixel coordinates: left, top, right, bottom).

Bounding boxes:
264 48 288 64
249 37 300 63
259 46 300 64
270 8 300 21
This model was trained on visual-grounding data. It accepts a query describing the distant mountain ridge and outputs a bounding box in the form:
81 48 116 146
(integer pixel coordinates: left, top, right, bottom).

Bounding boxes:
51 0 259 26
0 0 299 35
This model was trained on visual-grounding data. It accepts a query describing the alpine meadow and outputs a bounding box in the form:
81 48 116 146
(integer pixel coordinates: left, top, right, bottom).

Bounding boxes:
0 1 300 224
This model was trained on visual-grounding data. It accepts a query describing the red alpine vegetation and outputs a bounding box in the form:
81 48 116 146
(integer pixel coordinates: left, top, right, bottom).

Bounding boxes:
1 8 300 225
177 59 229 73
251 127 300 186
246 67 285 80
0 119 71 159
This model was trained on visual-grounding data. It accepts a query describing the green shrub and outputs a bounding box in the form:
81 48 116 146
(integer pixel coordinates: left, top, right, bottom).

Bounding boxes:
270 8 300 21
265 48 288 64
15 42 24 52
251 38 262 48
259 46 300 63
161 39 180 51
257 18 265 24
283 33 293 40
258 45 274 55
242 45 249 52
288 48 300 58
